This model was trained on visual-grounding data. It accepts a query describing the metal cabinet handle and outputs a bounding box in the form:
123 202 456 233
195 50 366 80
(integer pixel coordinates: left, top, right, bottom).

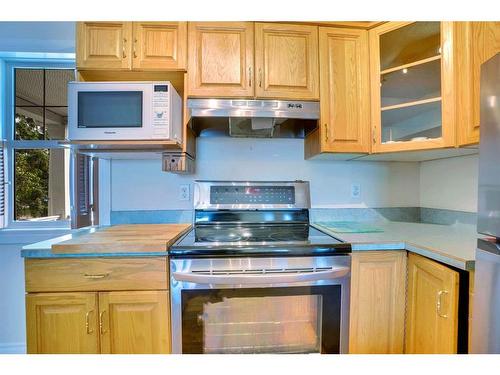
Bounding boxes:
133 38 138 58
99 310 107 335
83 273 109 279
85 310 94 334
437 290 449 318
324 123 329 142
259 68 263 88
248 67 252 87
122 38 127 58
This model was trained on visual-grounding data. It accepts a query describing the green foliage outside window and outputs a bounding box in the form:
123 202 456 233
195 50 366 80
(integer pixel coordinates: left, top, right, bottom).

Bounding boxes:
14 114 49 220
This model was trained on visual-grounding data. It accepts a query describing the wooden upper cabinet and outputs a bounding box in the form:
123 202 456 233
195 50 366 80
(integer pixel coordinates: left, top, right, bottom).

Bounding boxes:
457 22 500 145
187 22 254 97
255 23 319 100
132 22 187 70
98 291 170 354
319 27 370 153
349 251 406 354
77 22 132 70
26 292 99 354
369 22 457 153
406 253 459 354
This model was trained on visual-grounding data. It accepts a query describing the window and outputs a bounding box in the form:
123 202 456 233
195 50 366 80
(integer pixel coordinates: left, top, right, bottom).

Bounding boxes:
15 69 74 141
2 58 76 228
12 68 74 224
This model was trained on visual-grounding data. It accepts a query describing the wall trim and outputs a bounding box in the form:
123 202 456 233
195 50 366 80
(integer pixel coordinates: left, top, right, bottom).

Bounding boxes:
0 342 26 354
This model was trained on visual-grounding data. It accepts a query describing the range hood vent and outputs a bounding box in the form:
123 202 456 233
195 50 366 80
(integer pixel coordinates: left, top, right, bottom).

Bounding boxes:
188 99 320 139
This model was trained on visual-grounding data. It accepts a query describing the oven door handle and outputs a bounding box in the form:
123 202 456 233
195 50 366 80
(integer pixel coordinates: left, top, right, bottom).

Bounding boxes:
172 267 350 285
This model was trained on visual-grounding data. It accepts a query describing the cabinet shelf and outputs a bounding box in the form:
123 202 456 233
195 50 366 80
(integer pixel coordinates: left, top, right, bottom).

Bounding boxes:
380 55 441 75
60 140 182 152
382 125 442 143
381 96 441 112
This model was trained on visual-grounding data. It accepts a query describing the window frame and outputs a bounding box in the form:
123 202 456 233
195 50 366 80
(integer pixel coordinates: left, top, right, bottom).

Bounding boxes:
2 54 76 228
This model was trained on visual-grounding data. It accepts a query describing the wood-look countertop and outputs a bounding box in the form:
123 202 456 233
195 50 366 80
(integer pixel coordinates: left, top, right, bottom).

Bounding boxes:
50 224 192 254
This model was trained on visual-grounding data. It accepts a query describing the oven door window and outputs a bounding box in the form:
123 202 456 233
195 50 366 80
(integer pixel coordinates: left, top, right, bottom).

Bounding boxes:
181 286 341 354
77 91 143 128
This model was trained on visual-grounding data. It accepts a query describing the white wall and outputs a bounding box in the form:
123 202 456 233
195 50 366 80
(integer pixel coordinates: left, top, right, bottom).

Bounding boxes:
0 22 75 53
0 230 72 353
0 21 77 353
420 154 479 212
111 137 421 210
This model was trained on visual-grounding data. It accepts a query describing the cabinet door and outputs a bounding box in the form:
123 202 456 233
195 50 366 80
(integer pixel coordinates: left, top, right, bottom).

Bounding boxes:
406 253 459 353
457 22 500 145
26 292 99 354
255 23 319 99
99 291 170 354
132 22 187 70
349 251 406 354
369 22 455 153
76 22 132 70
319 27 370 153
187 22 254 97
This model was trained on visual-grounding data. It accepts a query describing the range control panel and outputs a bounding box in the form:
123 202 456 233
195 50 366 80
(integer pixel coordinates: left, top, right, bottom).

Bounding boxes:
210 186 295 205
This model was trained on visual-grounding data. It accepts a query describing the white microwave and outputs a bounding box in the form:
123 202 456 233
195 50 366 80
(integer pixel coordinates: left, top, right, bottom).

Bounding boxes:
68 81 182 142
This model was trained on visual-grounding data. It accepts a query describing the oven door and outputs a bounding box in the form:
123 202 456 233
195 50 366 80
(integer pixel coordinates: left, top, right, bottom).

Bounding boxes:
170 256 350 354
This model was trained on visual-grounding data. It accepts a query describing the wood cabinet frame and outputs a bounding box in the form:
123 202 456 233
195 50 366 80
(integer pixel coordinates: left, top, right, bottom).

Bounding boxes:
349 251 406 353
369 22 456 153
405 253 459 353
318 27 370 153
254 23 319 100
77 21 187 72
187 22 255 97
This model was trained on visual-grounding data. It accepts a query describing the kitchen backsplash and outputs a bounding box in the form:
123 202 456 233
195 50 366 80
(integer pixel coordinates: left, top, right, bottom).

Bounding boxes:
110 207 477 226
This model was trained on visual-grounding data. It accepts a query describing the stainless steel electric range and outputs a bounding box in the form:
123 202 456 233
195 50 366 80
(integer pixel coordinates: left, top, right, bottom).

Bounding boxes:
169 181 352 354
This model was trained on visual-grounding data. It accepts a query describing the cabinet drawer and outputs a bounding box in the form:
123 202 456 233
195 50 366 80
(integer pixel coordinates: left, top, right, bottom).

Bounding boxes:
25 257 168 292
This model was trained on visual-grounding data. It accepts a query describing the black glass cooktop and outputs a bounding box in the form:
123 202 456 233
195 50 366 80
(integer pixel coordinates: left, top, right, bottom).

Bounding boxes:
169 224 351 257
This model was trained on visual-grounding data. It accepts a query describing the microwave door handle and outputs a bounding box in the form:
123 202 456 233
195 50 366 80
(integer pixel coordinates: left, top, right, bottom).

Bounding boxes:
172 267 350 285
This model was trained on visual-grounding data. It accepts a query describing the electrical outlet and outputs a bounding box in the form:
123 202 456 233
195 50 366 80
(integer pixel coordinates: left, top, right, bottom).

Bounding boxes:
179 184 190 201
351 184 361 199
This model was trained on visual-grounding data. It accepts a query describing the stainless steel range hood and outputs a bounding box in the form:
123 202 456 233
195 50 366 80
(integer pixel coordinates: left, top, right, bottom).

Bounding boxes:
187 99 320 138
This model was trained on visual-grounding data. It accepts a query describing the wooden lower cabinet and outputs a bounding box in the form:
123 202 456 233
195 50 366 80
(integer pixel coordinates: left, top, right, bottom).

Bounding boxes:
99 291 170 354
26 292 100 354
349 251 407 353
405 253 459 354
26 290 170 354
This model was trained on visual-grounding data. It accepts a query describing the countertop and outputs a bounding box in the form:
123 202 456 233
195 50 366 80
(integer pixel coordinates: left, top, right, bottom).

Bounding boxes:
22 224 191 258
22 221 482 270
313 221 484 271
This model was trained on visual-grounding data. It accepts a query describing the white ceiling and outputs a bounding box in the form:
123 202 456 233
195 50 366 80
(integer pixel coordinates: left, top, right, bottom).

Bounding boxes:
0 22 75 53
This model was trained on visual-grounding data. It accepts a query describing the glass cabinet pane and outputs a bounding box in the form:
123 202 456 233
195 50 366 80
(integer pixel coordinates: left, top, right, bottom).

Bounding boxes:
381 101 442 143
378 22 443 145
380 22 441 71
381 58 441 107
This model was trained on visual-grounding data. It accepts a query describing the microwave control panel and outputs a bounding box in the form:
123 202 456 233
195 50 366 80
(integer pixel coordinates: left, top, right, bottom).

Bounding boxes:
152 84 170 138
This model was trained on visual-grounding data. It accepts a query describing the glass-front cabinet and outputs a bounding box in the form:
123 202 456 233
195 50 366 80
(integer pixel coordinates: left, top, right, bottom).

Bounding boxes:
369 22 456 152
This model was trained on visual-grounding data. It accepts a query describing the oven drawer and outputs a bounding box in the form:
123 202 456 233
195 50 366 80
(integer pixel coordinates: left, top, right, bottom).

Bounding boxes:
25 257 168 292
